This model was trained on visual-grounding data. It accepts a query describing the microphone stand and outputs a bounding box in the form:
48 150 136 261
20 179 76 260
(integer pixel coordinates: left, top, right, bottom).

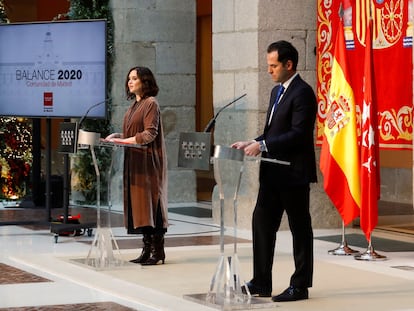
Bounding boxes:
52 99 109 242
78 99 109 129
204 94 247 132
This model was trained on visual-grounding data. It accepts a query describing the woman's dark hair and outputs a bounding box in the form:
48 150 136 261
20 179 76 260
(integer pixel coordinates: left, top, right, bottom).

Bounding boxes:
267 40 298 71
125 66 159 100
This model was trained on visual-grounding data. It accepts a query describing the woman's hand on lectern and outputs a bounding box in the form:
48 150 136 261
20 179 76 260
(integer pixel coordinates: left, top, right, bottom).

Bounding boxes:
104 133 122 141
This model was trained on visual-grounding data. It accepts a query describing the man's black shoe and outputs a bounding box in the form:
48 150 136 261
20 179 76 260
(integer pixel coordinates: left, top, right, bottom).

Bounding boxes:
271 286 308 302
241 281 271 297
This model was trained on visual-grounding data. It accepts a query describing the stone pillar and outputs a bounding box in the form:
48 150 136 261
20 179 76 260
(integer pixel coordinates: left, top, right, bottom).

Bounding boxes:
108 0 198 211
211 0 341 230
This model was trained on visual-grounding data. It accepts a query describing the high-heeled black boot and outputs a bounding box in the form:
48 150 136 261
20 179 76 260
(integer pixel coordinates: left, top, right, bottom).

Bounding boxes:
130 234 152 264
141 233 165 265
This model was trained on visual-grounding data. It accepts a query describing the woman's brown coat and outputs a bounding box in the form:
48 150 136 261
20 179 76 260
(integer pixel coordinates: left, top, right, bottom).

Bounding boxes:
122 97 168 230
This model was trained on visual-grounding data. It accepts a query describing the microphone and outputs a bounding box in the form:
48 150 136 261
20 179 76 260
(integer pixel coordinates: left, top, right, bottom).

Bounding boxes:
78 99 110 129
204 93 247 132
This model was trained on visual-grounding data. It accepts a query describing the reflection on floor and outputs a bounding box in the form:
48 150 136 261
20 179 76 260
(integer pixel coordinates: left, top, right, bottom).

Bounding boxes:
168 206 212 218
79 235 250 249
2 201 414 311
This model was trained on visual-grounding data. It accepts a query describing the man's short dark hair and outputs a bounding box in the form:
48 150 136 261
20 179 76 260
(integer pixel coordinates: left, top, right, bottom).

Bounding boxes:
267 41 298 70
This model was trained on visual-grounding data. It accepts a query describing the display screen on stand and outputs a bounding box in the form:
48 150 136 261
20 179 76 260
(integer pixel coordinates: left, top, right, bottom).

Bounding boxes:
0 19 107 119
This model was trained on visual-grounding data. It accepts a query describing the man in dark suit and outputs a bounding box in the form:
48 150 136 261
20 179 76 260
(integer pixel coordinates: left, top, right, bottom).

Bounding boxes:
231 40 317 302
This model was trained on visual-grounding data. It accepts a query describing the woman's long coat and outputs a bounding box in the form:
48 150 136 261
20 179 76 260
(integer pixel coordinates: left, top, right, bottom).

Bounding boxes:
122 96 168 230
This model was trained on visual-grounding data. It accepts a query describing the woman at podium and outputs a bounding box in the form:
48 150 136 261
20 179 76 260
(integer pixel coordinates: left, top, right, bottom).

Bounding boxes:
105 66 168 265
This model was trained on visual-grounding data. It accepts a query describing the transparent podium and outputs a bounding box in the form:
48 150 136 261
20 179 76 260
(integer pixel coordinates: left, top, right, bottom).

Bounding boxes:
181 139 287 310
77 130 145 269
206 145 251 308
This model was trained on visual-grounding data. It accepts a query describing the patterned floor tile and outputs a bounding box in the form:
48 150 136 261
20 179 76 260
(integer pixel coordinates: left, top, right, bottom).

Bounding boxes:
0 302 137 310
0 263 51 285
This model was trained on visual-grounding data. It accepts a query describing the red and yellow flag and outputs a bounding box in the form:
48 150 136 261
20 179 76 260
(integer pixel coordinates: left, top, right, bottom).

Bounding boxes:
320 17 361 225
360 18 380 241
317 0 412 150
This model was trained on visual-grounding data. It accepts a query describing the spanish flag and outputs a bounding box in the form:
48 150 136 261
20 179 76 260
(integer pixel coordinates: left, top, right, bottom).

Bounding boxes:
320 17 361 225
360 18 380 241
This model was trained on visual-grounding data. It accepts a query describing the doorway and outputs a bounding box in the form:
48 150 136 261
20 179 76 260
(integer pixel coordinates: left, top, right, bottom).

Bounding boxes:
196 0 214 202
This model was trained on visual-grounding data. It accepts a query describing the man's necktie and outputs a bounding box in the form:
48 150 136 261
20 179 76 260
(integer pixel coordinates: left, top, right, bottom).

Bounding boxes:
268 85 285 125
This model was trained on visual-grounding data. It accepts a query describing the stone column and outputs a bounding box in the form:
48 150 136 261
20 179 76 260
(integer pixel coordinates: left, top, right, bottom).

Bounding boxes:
211 0 341 230
108 0 198 211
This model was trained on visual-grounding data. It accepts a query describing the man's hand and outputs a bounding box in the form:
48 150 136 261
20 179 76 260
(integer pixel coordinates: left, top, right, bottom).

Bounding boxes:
231 140 261 156
244 141 261 156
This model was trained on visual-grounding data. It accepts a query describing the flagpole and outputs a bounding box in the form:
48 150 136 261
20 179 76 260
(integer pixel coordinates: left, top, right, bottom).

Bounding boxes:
328 221 360 255
354 232 386 261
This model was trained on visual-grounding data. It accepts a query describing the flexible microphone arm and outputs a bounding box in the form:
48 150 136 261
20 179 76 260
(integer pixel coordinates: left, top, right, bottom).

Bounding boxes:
78 99 110 129
204 93 247 132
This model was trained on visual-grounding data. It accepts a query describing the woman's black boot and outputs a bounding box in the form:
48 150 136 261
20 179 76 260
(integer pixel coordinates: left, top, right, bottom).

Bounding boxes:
141 233 165 265
130 234 152 264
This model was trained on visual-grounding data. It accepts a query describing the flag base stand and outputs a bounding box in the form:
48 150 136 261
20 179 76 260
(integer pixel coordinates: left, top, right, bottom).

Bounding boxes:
328 221 360 255
354 233 387 261
354 245 387 261
328 240 360 256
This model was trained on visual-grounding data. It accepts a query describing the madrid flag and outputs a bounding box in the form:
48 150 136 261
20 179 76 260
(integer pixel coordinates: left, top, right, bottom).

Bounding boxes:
320 18 361 225
360 19 380 241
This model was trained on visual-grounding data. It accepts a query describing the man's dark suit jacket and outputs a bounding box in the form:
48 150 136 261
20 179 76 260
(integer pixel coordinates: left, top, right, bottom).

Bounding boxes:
255 74 317 188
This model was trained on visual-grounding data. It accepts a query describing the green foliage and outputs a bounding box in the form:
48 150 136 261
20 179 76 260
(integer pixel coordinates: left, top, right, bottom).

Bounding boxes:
0 118 32 199
72 146 113 204
66 0 115 204
0 0 8 23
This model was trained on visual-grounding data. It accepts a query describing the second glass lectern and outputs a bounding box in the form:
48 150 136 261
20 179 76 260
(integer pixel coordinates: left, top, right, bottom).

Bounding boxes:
179 132 285 309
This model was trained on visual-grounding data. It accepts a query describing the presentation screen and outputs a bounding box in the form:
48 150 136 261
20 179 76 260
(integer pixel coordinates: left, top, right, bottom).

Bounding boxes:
0 19 107 118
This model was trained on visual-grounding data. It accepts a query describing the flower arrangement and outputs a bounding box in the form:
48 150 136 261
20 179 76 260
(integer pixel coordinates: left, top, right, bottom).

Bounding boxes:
0 117 32 199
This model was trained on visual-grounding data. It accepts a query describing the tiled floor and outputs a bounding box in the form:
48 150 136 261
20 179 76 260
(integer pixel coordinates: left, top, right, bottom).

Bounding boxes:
1 202 414 311
0 262 51 284
0 202 225 311
0 302 136 311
